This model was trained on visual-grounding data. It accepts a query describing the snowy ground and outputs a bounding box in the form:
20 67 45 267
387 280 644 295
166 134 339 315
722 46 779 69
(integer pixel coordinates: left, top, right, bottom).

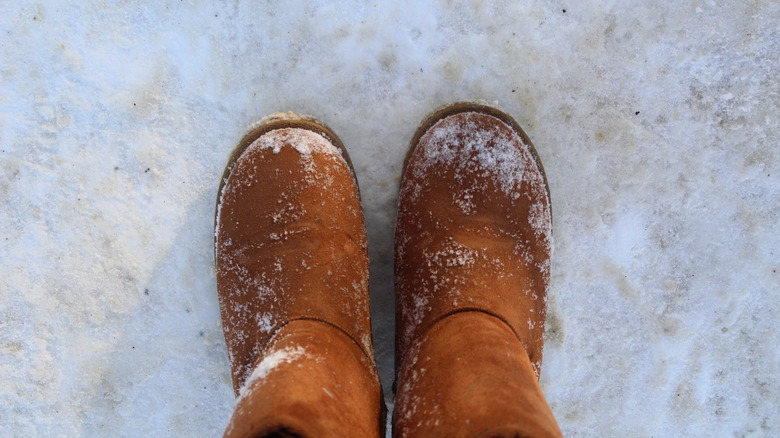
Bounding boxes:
2 1 778 436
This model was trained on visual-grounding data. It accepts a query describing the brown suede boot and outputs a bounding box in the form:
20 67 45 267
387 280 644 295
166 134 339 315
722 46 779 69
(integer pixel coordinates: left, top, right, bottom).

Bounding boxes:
394 103 562 437
215 113 384 438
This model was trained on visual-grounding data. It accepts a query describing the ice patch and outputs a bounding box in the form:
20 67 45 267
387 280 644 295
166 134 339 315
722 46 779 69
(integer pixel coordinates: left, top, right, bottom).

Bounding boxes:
607 210 646 270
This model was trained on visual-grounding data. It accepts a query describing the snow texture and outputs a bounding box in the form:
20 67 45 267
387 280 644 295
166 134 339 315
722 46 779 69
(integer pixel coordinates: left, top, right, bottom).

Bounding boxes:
249 126 343 157
1 1 778 436
236 346 308 402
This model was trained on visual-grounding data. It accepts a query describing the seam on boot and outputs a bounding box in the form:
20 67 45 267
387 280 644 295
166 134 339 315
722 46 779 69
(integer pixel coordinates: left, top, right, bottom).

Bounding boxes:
262 316 379 375
397 307 531 375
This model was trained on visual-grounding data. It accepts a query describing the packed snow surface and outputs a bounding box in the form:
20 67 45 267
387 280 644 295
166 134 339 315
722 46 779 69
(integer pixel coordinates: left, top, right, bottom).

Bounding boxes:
1 1 778 436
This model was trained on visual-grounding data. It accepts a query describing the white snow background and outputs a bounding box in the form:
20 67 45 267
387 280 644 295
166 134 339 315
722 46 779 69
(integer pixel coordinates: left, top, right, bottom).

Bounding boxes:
1 1 778 436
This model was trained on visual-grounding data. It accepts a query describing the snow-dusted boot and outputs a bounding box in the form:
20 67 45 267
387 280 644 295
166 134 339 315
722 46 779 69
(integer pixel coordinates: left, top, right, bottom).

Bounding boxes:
393 103 562 437
215 114 384 438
